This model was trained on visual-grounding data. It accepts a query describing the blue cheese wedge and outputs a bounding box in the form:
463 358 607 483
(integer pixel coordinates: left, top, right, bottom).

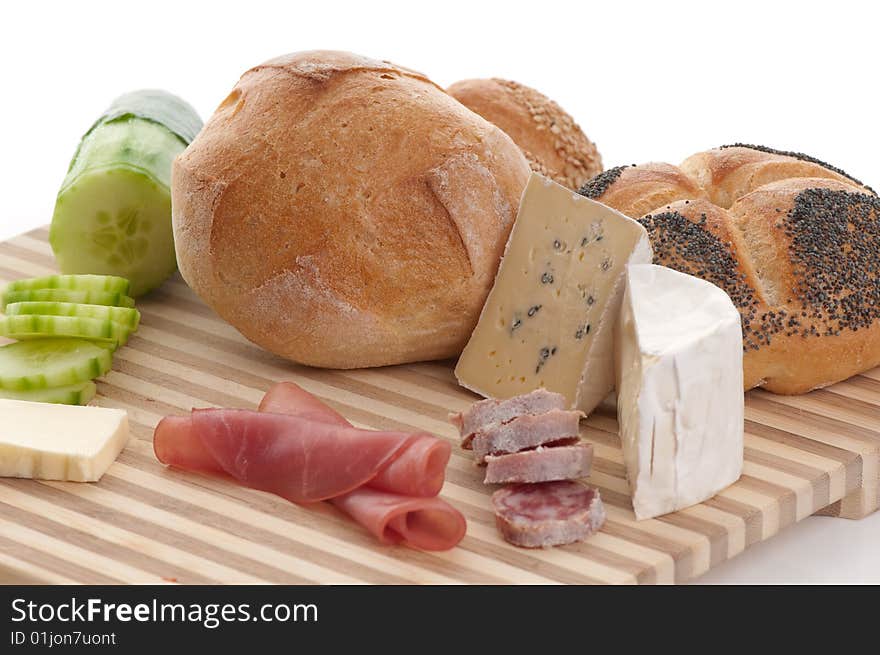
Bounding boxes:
455 173 652 413
0 399 129 482
615 264 744 520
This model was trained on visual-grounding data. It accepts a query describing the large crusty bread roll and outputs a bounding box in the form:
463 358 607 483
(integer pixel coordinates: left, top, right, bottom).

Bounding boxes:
172 51 530 368
580 146 880 393
447 78 602 190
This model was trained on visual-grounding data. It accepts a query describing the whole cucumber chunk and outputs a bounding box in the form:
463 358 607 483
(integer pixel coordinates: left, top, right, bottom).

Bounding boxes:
50 90 202 296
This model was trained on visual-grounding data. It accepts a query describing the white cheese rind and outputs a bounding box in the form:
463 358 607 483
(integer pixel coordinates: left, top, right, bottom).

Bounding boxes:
0 399 129 482
455 173 652 413
615 264 744 520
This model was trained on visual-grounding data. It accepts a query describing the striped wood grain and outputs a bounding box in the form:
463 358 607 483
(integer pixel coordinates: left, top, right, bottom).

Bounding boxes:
0 228 877 585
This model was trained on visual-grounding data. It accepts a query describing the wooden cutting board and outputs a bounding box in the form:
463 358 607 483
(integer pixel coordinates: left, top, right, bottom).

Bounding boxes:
0 228 878 585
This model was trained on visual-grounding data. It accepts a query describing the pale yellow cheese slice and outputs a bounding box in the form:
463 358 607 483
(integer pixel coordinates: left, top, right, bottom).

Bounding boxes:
0 399 129 482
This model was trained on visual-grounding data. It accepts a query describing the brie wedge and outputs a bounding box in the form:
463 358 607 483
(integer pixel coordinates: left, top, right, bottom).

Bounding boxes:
615 264 744 520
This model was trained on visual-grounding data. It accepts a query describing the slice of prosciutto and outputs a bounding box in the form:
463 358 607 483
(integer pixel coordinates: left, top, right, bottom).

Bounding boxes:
331 488 466 550
259 382 451 498
153 382 466 551
154 410 424 503
258 382 465 550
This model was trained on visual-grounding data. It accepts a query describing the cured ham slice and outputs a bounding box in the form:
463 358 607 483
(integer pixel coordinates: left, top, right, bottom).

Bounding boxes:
258 382 450 497
331 488 466 550
259 382 349 427
154 382 466 551
258 382 464 550
155 410 418 503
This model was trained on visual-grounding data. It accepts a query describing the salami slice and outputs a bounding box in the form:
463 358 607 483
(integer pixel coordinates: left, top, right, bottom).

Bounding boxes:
470 409 582 462
450 389 568 449
491 481 606 548
484 443 593 484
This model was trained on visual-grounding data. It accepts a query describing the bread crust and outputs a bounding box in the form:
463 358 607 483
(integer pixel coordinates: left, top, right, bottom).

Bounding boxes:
639 199 772 390
585 147 880 393
173 51 530 368
578 162 707 218
647 181 880 393
681 145 874 208
448 78 602 190
728 178 880 393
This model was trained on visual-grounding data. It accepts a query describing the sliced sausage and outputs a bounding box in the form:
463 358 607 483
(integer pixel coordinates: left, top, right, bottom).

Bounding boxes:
492 481 606 548
470 409 582 463
450 389 568 449
484 443 593 484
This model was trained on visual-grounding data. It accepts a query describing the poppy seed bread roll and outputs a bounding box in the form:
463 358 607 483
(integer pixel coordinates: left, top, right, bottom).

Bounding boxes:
581 146 880 394
172 51 530 368
680 144 876 208
578 162 707 218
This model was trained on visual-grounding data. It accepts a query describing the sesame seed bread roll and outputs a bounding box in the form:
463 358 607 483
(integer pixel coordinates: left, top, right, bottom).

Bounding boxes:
577 162 708 219
172 51 530 369
447 78 602 190
681 144 876 209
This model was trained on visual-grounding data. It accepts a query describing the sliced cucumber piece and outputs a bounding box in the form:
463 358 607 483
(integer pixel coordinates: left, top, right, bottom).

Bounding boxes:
0 381 97 405
1 288 135 309
94 341 119 353
0 339 112 391
0 314 132 345
4 274 130 295
5 301 140 329
51 90 202 297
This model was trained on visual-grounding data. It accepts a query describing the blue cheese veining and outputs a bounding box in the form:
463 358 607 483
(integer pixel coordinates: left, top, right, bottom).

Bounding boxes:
455 173 652 413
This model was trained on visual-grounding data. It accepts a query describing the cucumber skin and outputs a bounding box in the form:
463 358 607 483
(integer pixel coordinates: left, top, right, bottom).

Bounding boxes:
63 89 203 192
51 90 202 297
1 289 135 309
58 118 184 194
0 339 113 391
4 302 141 329
79 89 202 155
0 381 97 405
0 314 133 345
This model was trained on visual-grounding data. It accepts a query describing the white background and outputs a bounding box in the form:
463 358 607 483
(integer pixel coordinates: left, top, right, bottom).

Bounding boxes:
2 0 878 583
